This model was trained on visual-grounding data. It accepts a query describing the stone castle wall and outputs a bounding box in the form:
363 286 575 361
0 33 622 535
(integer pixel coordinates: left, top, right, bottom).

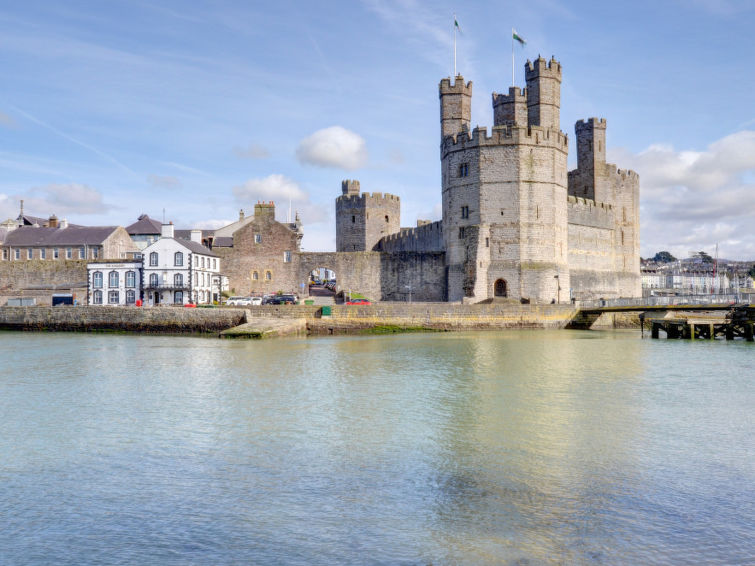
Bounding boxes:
378 221 444 253
0 260 88 305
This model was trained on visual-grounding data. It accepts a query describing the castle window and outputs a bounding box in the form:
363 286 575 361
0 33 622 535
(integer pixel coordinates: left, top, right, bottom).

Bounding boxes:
459 227 466 239
254 234 261 244
461 206 469 219
252 271 259 281
283 251 291 263
385 215 389 223
352 215 355 223
265 271 272 281
486 237 489 248
459 163 469 177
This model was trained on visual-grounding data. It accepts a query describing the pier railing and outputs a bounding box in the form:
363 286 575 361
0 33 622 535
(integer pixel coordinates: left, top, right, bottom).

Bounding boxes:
578 293 755 310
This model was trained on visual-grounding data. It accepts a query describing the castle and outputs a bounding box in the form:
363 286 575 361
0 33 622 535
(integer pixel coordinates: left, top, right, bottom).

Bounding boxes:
333 56 640 303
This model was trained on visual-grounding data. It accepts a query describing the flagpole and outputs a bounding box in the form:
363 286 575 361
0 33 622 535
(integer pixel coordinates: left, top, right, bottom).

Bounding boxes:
511 28 515 86
453 13 457 77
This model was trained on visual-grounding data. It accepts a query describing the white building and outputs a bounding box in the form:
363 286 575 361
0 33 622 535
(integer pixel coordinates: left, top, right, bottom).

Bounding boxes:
87 261 143 305
142 224 220 305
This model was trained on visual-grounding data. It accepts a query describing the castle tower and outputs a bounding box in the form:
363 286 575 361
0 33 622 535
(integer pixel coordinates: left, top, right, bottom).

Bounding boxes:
335 180 401 252
439 76 472 141
440 57 570 304
525 56 562 129
492 87 527 127
571 118 608 201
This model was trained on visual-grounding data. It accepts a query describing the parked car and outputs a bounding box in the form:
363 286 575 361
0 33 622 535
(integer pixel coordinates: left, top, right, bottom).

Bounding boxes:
250 297 262 306
346 298 371 305
227 296 253 306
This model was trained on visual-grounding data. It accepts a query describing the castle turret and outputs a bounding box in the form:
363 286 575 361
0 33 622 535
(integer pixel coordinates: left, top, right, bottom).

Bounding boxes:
492 87 527 126
335 180 401 252
439 76 472 141
525 56 562 129
570 118 608 201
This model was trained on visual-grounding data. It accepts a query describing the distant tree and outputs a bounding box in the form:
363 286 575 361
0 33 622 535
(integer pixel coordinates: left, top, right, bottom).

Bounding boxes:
652 251 677 263
749 264 755 279
696 251 714 263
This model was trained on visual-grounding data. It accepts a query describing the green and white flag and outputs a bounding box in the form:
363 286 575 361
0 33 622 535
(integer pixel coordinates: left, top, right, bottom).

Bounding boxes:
513 29 526 46
454 17 461 33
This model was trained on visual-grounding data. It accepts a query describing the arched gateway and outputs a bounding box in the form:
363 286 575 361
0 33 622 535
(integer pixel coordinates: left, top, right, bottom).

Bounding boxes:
494 279 508 298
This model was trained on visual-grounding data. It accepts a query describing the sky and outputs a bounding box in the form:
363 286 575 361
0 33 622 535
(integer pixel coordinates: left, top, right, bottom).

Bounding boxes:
1 0 755 260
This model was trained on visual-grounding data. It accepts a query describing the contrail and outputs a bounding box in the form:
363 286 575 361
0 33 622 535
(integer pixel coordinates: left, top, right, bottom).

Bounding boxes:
9 104 141 181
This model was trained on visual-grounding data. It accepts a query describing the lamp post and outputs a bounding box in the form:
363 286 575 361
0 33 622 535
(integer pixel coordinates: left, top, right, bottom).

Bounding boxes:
554 274 561 304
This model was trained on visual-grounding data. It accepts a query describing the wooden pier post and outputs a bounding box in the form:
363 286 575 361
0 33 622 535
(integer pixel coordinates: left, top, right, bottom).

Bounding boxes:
651 322 660 339
746 323 754 342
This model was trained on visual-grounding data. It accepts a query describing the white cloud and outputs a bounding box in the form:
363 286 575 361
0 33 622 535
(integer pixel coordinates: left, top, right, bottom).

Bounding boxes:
233 174 307 202
233 143 270 159
193 218 234 230
296 126 368 170
147 174 182 189
232 174 329 226
610 130 755 259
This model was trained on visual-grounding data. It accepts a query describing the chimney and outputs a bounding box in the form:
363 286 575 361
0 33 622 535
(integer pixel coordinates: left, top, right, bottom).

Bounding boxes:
48 214 58 228
239 209 245 221
190 229 202 243
161 222 175 239
254 201 276 220
60 218 68 229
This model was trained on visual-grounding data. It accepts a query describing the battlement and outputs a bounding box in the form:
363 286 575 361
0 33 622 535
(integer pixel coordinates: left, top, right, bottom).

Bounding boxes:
606 164 639 179
492 86 526 107
442 124 568 154
378 221 444 253
576 117 607 131
525 56 562 80
336 192 400 206
567 195 613 211
439 75 473 95
342 179 360 195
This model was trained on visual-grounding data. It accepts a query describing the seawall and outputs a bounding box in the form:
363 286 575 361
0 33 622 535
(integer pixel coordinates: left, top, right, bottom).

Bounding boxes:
0 303 580 335
0 306 247 333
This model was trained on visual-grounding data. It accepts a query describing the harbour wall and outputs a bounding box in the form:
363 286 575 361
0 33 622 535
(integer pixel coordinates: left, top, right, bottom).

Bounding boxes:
0 303 581 334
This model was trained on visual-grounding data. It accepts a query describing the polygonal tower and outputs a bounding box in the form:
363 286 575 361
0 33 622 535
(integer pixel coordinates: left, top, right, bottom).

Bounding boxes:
440 57 570 304
335 180 401 252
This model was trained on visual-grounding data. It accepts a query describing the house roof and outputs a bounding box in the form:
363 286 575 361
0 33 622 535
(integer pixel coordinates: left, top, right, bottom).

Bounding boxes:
3 225 120 247
177 238 218 257
174 229 215 240
126 214 162 235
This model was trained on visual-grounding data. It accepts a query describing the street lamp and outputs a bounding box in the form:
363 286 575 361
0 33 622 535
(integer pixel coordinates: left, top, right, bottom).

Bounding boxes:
554 274 561 304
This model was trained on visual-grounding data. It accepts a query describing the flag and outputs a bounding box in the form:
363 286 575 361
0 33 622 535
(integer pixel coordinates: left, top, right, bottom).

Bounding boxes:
513 29 526 46
454 17 461 33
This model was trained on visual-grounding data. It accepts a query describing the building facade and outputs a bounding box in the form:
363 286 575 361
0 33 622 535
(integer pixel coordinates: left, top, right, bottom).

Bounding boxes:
87 261 143 305
142 224 220 305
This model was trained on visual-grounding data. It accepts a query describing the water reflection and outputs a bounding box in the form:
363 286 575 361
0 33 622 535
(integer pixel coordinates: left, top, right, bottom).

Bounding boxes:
0 330 751 565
